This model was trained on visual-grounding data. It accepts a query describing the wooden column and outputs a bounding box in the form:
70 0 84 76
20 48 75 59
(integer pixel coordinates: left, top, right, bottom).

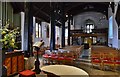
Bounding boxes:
28 3 33 56
25 3 33 56
50 3 55 51
68 15 70 45
61 3 65 47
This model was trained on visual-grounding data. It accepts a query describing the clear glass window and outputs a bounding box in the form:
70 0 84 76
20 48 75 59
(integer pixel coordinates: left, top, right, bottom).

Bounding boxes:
85 24 94 33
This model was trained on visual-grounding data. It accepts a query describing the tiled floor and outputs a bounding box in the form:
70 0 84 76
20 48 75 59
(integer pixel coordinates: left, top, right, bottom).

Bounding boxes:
14 48 120 77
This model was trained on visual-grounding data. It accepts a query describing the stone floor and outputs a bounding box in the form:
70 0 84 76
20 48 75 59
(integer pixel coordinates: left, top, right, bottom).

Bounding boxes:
14 48 120 77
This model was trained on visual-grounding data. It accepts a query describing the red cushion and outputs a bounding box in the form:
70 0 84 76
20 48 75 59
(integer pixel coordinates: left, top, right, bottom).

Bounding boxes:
114 58 120 60
19 70 35 76
103 58 111 60
64 57 73 61
43 54 48 57
103 61 114 64
51 54 57 57
51 56 58 59
92 58 100 60
92 59 101 63
58 57 65 60
92 57 100 59
115 61 120 64
43 54 51 58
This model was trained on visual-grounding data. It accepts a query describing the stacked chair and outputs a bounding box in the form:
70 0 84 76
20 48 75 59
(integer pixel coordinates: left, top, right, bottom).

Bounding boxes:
91 46 120 71
43 51 75 65
91 52 103 70
102 52 115 71
42 46 83 65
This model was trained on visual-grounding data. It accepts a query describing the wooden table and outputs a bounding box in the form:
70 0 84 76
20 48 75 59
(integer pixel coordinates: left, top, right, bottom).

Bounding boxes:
41 65 89 77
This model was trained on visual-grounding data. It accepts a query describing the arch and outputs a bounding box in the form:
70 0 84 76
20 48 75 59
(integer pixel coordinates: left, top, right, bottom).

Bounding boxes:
84 19 95 33
85 19 95 25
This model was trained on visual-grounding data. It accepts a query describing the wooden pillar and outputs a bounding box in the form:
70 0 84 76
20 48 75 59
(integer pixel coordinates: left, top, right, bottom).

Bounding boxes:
68 15 70 45
61 3 65 47
28 3 33 56
24 2 33 56
50 3 55 51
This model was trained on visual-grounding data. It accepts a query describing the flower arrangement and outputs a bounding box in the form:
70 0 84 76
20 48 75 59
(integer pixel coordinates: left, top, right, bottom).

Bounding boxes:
0 21 20 51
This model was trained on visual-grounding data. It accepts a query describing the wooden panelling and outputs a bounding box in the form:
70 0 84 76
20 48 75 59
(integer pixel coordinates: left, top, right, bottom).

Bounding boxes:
4 58 11 76
18 55 24 72
4 51 24 76
11 56 17 74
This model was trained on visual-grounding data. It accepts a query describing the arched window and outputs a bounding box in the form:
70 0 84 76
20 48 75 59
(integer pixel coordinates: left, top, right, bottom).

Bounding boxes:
84 19 95 33
35 23 41 38
85 24 94 33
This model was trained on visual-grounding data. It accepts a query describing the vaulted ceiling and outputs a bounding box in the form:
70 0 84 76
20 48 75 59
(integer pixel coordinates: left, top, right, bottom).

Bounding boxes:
11 2 116 24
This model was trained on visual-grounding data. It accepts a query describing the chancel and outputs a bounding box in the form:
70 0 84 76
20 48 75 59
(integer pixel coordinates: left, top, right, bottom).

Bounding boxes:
1 1 120 77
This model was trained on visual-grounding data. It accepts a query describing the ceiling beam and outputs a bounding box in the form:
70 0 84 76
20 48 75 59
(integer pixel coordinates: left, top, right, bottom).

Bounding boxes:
65 3 82 13
33 5 50 18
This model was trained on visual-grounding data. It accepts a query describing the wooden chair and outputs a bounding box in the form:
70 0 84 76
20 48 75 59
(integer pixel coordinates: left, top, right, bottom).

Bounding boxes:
64 52 74 65
91 52 103 70
50 53 58 64
102 52 115 71
43 54 51 64
57 52 66 64
114 51 120 70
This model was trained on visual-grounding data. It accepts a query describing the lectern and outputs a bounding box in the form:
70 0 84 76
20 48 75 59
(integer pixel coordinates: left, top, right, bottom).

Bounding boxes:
33 42 44 74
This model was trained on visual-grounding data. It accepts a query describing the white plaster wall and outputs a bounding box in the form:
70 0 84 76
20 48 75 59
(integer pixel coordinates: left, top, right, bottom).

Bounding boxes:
118 40 120 48
74 12 109 29
73 7 119 48
33 21 50 47
108 6 113 47
112 16 118 48
21 12 25 50
59 27 62 48
41 22 50 47
33 16 36 43
114 1 120 49
114 1 118 16
108 6 119 48
73 11 109 45
32 17 42 45
33 23 43 44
